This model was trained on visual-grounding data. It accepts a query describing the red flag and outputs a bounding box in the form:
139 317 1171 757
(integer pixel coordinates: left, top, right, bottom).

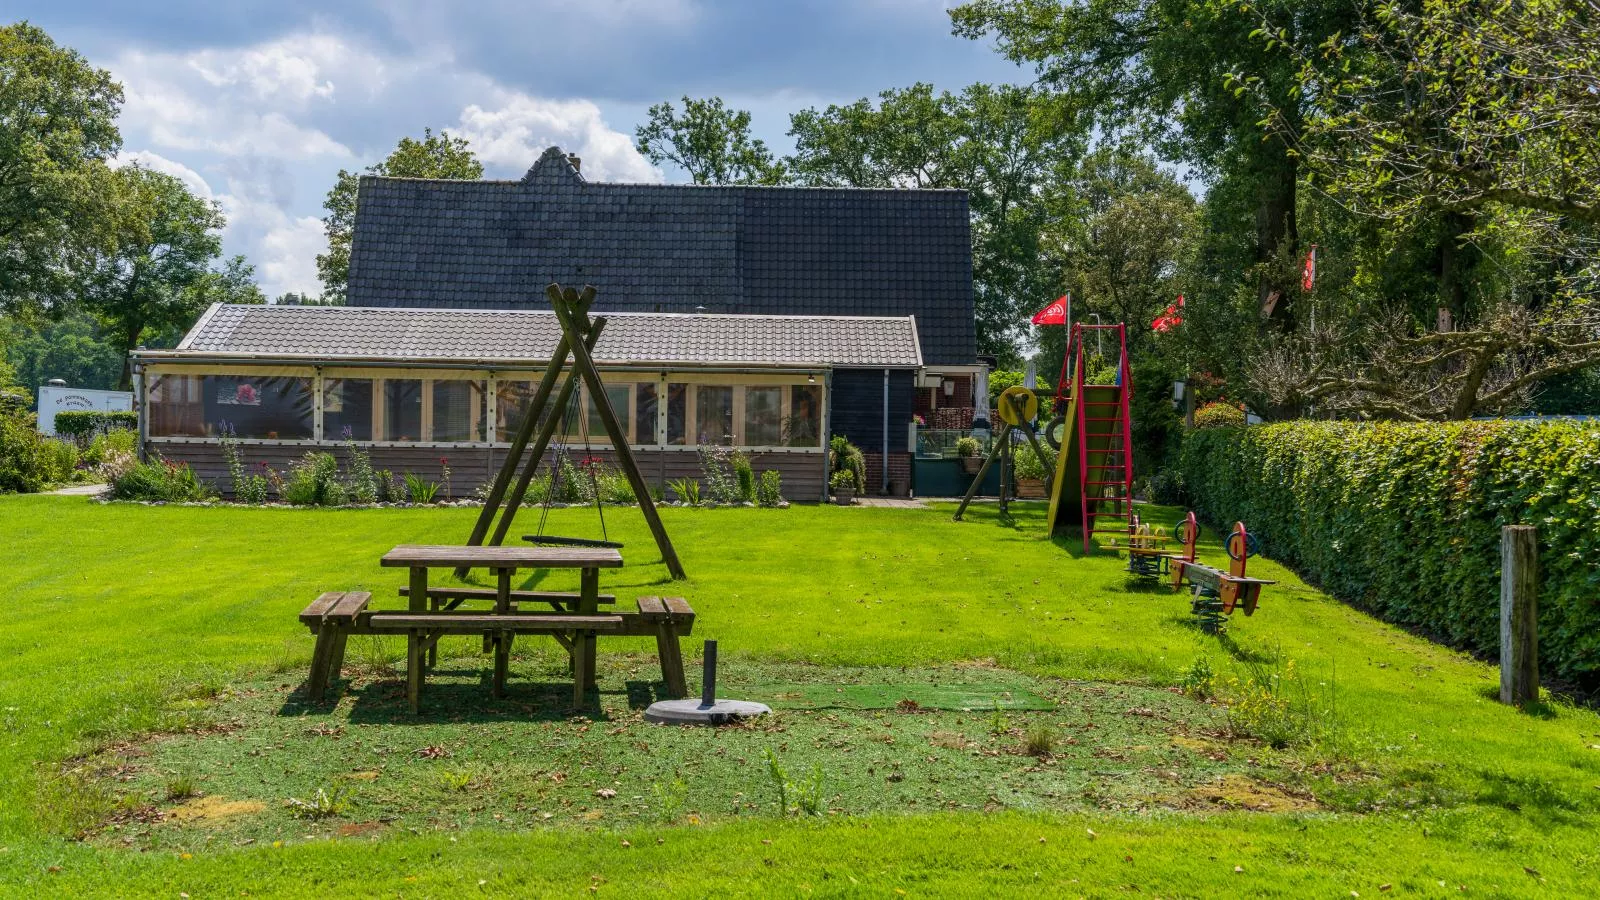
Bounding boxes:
1302 246 1317 292
1152 294 1185 332
1031 295 1068 325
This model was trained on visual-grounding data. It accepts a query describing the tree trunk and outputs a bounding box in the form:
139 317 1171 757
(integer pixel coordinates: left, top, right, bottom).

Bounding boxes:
117 323 142 391
1255 152 1299 329
1438 211 1477 325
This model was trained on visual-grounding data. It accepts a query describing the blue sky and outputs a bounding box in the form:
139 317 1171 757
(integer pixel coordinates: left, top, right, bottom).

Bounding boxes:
21 1 1026 300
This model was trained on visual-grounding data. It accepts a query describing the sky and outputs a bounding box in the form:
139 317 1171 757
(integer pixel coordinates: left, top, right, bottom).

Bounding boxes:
20 1 1028 301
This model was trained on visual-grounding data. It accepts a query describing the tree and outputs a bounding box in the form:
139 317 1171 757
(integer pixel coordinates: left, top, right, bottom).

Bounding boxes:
0 22 123 312
317 128 482 302
1049 149 1198 366
2 308 124 391
951 0 1356 327
788 83 1078 359
635 96 787 186
80 166 257 388
1221 0 1600 418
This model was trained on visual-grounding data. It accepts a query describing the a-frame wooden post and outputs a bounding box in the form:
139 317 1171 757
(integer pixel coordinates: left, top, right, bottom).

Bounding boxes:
547 284 685 579
464 283 686 580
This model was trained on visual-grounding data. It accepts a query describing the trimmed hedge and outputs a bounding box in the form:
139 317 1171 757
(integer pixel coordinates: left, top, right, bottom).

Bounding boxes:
1177 421 1600 686
54 410 137 442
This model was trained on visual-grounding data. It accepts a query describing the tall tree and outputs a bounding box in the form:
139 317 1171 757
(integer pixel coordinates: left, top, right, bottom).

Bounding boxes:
81 166 259 388
951 0 1354 328
788 83 1079 359
317 128 482 303
635 96 787 186
0 21 123 312
1223 0 1600 419
1043 149 1198 372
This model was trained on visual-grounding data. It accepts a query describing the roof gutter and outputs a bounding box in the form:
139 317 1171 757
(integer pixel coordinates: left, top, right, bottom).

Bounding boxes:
127 353 920 375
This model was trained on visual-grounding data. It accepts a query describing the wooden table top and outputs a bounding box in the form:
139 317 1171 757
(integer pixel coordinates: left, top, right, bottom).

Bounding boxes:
381 544 624 569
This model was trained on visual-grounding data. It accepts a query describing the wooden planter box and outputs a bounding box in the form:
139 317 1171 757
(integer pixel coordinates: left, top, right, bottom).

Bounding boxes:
961 456 983 474
1015 478 1047 499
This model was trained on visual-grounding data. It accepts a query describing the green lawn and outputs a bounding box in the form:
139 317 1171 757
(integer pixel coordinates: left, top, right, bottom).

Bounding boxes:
1 495 1597 896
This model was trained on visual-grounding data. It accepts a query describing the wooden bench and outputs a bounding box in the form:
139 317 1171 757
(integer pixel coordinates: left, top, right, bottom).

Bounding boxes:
311 595 697 710
631 597 696 698
298 591 373 702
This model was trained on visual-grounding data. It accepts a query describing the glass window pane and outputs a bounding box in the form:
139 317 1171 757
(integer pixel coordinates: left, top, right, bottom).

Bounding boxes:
635 383 658 445
432 379 484 442
323 378 372 441
744 386 782 446
585 384 632 441
696 385 733 446
666 383 688 446
384 379 422 442
207 375 313 440
148 374 206 437
496 380 536 441
787 384 822 447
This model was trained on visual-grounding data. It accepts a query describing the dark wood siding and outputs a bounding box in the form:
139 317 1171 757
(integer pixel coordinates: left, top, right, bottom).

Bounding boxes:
146 441 827 503
829 368 915 454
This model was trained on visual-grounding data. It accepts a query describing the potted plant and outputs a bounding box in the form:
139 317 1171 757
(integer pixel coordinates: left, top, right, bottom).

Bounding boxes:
955 436 983 474
830 468 857 506
1012 443 1054 499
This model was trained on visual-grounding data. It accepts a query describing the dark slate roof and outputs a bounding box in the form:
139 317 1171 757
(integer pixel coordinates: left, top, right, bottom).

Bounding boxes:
158 303 923 368
346 146 975 365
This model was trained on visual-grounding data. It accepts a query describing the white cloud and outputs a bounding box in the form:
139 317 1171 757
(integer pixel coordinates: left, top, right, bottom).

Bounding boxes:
110 150 214 200
456 92 661 183
101 28 661 302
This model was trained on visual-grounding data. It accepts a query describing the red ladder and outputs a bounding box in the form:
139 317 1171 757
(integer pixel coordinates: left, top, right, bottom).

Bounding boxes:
1067 323 1134 552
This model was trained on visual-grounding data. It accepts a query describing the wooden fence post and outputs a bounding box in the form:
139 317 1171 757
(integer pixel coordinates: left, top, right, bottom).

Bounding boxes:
1500 525 1539 706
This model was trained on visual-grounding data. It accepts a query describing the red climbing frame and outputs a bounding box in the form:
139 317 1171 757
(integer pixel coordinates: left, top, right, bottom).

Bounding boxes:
1059 322 1134 552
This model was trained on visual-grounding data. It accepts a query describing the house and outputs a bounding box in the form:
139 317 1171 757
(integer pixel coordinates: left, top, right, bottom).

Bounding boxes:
130 147 985 500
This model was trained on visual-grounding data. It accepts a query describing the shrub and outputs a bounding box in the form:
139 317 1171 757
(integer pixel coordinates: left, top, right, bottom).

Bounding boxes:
829 469 856 493
1177 420 1600 685
1011 442 1055 482
667 477 700 506
1192 401 1245 429
0 418 77 493
283 453 348 506
52 410 137 445
698 445 741 503
403 472 439 504
732 451 756 503
828 436 866 493
83 428 136 467
343 433 377 504
373 469 399 503
953 436 981 458
756 469 782 506
108 456 210 502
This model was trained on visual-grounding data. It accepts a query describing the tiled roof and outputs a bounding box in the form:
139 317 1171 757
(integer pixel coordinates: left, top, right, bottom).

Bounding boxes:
165 304 923 368
345 147 975 365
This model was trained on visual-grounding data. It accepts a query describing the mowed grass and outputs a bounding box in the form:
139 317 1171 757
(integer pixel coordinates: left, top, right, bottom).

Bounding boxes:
0 494 1598 896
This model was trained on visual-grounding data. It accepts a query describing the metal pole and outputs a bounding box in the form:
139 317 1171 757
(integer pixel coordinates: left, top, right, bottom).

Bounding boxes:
882 368 890 495
700 639 718 708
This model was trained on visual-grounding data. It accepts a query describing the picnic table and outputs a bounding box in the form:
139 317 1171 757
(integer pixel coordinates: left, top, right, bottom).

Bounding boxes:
298 545 697 714
379 544 621 711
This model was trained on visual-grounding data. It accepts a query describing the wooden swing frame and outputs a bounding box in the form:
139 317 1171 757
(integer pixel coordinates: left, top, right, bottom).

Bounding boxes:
461 283 686 580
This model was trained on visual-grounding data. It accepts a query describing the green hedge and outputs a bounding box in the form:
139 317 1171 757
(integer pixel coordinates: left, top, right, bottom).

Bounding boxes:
1177 421 1600 686
53 410 137 442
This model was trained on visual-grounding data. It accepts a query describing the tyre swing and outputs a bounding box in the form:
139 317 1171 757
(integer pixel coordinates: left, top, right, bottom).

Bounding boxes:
524 383 623 550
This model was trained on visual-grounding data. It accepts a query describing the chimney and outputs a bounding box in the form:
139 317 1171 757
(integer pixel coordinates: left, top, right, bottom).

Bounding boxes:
567 154 581 173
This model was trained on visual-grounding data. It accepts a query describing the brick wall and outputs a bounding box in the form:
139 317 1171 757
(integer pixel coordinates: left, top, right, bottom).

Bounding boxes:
862 452 913 496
